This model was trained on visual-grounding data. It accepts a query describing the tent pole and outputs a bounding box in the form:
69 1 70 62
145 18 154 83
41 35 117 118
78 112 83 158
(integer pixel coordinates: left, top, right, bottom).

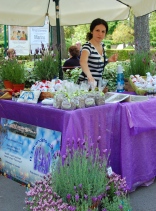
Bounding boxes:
50 26 53 45
4 25 7 56
53 0 63 79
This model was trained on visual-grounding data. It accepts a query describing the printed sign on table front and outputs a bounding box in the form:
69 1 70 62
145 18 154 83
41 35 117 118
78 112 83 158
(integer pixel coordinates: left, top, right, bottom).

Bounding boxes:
0 118 61 185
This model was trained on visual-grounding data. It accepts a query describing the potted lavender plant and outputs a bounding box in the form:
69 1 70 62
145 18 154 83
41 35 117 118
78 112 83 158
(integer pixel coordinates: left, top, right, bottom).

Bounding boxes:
25 137 131 211
33 44 60 81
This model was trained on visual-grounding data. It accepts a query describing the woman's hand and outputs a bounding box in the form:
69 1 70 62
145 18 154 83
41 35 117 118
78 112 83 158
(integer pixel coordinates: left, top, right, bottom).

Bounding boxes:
88 75 95 83
108 53 118 62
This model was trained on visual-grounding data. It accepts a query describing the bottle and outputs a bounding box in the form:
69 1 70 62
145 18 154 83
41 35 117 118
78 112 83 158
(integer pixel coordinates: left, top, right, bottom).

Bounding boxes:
117 65 124 93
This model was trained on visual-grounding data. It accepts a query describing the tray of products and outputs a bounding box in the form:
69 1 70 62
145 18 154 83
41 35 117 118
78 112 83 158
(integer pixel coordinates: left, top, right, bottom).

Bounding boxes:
105 92 130 103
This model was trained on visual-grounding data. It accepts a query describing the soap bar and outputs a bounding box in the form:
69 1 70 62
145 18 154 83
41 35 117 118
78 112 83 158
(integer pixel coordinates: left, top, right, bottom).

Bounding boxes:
41 98 54 105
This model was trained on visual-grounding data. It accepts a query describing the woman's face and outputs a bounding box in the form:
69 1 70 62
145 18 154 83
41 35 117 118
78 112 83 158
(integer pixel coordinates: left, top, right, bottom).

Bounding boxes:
91 24 107 42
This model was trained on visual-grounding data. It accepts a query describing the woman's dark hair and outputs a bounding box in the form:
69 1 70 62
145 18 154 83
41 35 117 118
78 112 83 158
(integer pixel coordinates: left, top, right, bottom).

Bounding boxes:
69 45 80 57
86 18 108 41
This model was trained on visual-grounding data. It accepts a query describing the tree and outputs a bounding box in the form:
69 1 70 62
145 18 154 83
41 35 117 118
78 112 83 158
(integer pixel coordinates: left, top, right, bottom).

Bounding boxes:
107 21 119 35
112 21 134 46
134 14 150 52
149 11 156 46
64 26 75 39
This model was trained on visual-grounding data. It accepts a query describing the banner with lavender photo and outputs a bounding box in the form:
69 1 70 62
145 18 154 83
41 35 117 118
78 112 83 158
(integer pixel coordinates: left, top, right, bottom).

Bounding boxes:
0 118 61 185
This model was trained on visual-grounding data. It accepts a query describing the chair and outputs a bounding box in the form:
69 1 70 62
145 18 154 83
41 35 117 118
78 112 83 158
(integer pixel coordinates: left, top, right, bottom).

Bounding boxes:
62 66 81 72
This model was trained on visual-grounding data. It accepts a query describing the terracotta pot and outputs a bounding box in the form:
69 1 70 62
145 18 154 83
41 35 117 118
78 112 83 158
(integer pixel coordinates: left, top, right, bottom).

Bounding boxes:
13 83 25 91
3 80 13 89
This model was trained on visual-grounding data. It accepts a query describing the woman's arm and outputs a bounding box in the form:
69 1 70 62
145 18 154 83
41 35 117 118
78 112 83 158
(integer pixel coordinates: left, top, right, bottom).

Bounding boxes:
80 50 95 82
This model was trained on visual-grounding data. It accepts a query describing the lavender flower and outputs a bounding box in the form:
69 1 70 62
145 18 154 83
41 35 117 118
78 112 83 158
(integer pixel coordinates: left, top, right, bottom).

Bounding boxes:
78 184 82 189
84 194 88 200
66 194 71 201
75 194 79 202
119 204 123 210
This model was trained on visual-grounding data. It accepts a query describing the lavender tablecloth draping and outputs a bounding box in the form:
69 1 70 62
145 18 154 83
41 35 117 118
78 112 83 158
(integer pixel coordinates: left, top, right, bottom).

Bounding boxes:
120 98 156 191
1 98 156 191
0 100 121 175
124 98 156 135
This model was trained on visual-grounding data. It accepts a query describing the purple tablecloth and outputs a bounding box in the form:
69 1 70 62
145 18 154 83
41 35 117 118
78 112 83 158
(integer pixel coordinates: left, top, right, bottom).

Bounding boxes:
120 98 156 191
0 100 121 175
1 98 156 191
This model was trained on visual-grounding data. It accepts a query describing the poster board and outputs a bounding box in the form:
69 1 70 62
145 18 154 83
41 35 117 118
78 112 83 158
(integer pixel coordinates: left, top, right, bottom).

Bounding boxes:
30 16 49 54
8 26 30 55
0 118 61 185
8 17 49 56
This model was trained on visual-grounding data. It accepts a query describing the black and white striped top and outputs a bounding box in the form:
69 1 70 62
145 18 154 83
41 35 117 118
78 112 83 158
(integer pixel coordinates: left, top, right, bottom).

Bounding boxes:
79 41 108 82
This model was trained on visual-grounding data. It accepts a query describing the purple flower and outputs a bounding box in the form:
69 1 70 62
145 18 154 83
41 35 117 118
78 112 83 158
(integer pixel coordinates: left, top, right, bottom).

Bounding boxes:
66 194 71 201
115 191 121 196
97 194 102 201
74 186 77 191
119 204 123 210
102 149 107 154
62 154 66 160
81 140 85 146
91 197 97 203
106 185 110 190
75 194 79 202
79 184 82 189
68 206 76 211
41 42 44 50
35 48 39 54
86 152 89 159
84 194 88 200
77 138 80 146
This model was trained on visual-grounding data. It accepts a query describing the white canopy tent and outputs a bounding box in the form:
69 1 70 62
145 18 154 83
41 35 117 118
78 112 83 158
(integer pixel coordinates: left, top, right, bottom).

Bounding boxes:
0 0 155 27
0 0 155 78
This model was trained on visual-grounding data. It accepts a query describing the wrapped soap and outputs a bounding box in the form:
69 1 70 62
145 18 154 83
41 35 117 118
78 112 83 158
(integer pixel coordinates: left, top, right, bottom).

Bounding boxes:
85 97 95 108
76 96 85 109
61 98 76 110
53 93 65 109
95 92 105 106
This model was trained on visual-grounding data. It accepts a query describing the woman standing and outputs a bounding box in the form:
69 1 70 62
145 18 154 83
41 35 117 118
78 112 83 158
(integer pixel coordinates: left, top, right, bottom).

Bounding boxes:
78 18 117 87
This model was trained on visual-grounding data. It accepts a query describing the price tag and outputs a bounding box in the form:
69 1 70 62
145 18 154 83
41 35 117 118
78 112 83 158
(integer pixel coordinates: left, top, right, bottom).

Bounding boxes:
107 166 113 176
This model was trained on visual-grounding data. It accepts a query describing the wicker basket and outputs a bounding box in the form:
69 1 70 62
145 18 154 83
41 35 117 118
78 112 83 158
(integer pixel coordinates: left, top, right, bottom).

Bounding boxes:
39 92 54 101
129 76 147 95
124 78 135 92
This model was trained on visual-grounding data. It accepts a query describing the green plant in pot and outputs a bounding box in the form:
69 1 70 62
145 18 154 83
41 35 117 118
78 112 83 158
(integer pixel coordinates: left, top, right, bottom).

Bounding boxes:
10 59 25 90
33 44 60 81
128 51 151 76
0 59 14 89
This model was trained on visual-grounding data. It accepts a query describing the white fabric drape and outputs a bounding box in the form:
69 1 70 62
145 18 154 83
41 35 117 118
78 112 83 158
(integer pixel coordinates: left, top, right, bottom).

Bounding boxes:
0 0 155 27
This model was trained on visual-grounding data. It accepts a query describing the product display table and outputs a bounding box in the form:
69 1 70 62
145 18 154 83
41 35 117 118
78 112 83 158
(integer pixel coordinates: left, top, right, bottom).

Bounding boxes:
1 97 156 191
120 98 156 191
0 100 121 174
